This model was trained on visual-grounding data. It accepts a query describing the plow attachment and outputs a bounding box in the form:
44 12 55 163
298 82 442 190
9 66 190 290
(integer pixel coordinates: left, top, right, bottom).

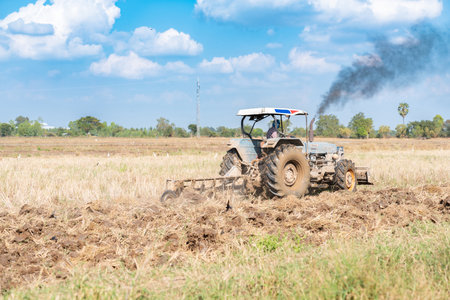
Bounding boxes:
356 167 373 185
161 176 245 203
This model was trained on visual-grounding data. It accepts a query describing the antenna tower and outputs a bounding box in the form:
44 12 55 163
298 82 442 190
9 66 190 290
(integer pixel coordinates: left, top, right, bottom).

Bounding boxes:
196 77 200 138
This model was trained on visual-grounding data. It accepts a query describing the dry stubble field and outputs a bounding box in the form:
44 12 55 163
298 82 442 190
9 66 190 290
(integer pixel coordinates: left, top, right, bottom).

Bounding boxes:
0 137 449 299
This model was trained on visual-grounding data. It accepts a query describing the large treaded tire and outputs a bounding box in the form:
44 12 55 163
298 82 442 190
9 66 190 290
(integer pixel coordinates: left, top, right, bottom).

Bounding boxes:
334 159 357 192
219 149 242 176
260 144 310 198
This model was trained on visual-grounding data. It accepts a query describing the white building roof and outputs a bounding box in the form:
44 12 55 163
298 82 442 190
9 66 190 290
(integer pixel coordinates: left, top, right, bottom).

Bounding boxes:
40 123 55 130
237 107 308 116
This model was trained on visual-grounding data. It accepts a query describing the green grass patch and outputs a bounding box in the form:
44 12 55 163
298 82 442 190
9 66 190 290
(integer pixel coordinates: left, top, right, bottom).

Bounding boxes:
5 222 449 299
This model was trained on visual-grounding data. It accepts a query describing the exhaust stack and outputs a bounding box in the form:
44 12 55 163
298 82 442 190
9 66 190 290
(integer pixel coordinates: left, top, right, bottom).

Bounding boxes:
309 118 315 142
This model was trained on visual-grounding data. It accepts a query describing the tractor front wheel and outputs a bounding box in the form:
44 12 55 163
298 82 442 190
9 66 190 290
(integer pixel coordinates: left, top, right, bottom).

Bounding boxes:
260 144 310 198
219 149 242 176
334 159 357 192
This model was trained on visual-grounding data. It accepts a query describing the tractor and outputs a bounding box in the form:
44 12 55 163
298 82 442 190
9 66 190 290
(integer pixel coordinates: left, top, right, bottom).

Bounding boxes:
161 107 371 202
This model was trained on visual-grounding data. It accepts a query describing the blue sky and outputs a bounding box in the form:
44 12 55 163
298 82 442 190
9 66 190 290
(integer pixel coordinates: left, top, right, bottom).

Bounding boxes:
0 0 448 130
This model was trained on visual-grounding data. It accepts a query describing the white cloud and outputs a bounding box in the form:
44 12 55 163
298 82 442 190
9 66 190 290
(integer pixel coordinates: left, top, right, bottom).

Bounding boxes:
199 57 234 73
367 0 442 23
199 53 275 73
0 1 203 60
282 48 339 73
128 27 203 56
0 0 120 59
7 19 54 35
165 61 195 74
90 52 162 79
195 0 443 24
310 0 443 23
90 52 193 79
195 0 303 22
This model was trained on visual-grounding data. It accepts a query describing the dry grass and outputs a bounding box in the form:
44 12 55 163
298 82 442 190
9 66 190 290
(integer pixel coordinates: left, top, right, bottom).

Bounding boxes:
0 147 448 212
0 137 448 157
0 137 449 297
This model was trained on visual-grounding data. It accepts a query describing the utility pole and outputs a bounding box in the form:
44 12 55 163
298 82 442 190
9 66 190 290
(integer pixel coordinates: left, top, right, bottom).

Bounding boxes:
196 77 200 138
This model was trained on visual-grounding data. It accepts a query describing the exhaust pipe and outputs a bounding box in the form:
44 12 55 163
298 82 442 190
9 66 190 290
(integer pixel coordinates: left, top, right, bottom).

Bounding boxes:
309 118 315 142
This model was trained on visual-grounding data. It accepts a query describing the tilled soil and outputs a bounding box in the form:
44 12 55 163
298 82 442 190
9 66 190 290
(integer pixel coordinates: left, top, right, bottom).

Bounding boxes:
1 186 449 291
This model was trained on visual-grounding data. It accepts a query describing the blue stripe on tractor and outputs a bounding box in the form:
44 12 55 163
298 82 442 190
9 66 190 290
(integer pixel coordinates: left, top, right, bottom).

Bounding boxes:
274 109 291 114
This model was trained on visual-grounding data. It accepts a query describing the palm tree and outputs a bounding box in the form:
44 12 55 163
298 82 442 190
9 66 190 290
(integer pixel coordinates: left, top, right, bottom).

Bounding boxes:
398 103 409 125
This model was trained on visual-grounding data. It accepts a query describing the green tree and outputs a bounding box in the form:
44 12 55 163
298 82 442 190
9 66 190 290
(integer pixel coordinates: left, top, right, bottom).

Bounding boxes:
395 124 407 138
173 127 188 137
315 114 340 137
216 126 235 137
407 120 436 138
338 127 352 138
398 103 409 125
15 115 29 126
252 128 264 137
156 117 174 137
17 121 33 136
68 121 82 136
73 116 104 135
348 113 373 139
291 127 306 137
0 123 13 136
377 125 390 138
444 120 450 137
31 121 43 136
432 115 444 137
188 124 197 136
200 127 217 137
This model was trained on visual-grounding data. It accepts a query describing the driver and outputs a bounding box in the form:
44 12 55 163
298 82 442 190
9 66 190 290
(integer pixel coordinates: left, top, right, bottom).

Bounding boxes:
266 119 280 139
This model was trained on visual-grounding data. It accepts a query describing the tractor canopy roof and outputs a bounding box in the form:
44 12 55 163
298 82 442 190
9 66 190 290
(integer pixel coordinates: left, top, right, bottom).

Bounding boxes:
237 107 308 117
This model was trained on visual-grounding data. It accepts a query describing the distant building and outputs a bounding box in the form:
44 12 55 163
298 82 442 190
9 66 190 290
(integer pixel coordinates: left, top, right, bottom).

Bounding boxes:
40 123 55 130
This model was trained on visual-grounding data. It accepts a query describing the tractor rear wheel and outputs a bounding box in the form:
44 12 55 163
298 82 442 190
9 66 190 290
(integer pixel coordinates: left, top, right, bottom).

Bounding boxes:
334 159 357 192
260 144 310 198
219 149 242 176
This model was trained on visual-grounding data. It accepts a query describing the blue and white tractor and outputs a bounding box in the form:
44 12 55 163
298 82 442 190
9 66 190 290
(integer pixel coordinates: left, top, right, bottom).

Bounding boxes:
219 107 371 198
161 107 371 202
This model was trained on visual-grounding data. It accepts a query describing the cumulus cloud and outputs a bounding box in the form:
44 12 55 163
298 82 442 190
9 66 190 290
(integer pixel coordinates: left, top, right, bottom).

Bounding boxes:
311 0 443 23
0 0 203 60
90 52 193 79
128 27 203 56
0 0 120 59
199 57 233 73
195 0 443 25
282 48 339 73
199 53 275 73
7 19 54 36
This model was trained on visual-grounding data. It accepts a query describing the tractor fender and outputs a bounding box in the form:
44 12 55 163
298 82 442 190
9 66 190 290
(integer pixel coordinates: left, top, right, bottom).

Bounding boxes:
227 138 262 164
261 137 304 149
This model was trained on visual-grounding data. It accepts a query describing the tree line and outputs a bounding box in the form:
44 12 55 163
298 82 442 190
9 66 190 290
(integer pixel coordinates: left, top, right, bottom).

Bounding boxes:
314 113 448 138
0 104 449 138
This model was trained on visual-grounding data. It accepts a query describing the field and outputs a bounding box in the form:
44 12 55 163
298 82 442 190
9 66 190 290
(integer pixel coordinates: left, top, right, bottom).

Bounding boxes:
0 137 449 299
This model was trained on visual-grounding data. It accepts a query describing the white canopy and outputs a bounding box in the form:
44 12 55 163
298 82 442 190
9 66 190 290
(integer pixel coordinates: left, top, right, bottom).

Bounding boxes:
237 107 308 116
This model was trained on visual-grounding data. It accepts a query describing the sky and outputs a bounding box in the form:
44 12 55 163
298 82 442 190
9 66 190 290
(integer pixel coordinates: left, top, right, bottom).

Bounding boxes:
0 0 448 130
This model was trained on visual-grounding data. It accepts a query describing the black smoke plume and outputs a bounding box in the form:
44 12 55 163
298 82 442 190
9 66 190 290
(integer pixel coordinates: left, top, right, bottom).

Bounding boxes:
317 23 448 115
